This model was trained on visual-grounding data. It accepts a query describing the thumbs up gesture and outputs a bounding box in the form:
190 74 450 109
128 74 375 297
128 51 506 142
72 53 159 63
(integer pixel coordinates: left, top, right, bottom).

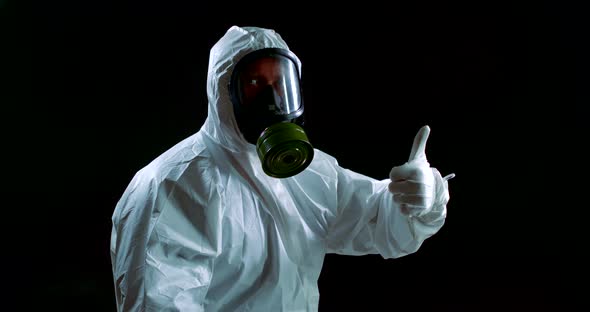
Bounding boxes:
389 125 447 217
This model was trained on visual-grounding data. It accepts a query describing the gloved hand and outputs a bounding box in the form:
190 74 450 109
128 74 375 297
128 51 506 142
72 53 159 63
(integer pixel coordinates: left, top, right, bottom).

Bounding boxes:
389 125 453 217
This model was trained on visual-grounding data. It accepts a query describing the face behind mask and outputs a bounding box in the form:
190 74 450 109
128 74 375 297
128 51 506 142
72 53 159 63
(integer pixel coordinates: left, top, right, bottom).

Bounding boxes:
230 48 314 178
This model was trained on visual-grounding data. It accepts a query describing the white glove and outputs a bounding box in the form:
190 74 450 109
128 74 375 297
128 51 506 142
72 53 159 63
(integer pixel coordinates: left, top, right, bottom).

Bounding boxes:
389 125 454 217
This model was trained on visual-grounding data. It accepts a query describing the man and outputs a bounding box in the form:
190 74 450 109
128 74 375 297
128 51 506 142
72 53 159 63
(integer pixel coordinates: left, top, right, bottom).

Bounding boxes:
110 25 454 311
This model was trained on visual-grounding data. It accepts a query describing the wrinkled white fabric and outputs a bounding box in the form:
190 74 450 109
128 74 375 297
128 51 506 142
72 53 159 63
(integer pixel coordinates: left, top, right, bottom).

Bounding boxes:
110 26 451 312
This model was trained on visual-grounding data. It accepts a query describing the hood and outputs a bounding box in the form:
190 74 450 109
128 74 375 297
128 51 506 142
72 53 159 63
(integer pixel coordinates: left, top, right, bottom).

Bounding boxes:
200 26 302 153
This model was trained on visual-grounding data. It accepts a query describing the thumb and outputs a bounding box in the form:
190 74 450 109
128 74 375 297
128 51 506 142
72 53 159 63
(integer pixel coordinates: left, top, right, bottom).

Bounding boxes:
408 125 430 162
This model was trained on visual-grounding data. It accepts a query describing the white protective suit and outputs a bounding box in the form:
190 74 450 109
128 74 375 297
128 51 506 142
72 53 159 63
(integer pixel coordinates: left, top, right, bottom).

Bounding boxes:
110 26 451 312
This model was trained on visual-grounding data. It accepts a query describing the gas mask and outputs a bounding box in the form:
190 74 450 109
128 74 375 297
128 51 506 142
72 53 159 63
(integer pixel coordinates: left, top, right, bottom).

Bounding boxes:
229 48 313 178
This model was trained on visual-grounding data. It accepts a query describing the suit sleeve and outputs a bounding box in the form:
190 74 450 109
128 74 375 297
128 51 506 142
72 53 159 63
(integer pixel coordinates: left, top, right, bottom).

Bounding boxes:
110 168 217 311
325 166 449 259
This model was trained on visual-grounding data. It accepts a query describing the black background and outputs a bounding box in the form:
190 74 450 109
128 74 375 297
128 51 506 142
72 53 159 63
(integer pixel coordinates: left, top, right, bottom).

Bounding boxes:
3 0 586 311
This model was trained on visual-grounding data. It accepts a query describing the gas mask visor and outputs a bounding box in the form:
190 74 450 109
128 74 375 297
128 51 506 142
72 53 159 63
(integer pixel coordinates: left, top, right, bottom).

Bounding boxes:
230 48 313 178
